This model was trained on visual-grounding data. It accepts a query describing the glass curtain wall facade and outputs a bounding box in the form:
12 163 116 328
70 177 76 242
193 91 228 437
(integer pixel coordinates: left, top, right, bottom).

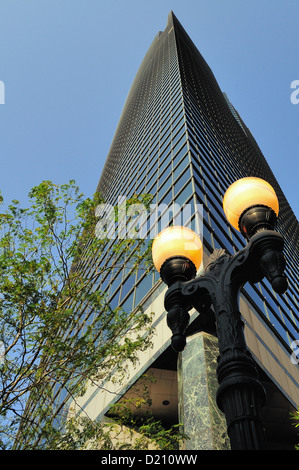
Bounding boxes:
17 11 299 448
69 10 299 430
81 14 298 446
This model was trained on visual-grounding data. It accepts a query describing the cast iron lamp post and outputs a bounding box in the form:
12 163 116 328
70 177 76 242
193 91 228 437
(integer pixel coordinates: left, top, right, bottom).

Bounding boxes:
152 177 288 450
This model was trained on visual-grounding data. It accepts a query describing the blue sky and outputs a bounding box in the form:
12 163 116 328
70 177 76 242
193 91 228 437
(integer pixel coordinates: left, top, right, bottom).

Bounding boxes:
0 0 298 220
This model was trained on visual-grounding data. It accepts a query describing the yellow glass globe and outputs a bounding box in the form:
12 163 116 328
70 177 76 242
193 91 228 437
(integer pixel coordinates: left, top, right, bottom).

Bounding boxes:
223 177 279 231
152 226 203 273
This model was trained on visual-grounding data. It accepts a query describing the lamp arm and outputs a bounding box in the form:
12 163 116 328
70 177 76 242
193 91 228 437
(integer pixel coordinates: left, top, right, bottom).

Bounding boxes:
164 246 254 353
181 247 251 351
164 229 287 355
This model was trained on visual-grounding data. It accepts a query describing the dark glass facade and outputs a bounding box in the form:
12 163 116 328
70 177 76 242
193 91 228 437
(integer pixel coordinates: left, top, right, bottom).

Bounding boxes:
17 11 299 449
96 12 298 357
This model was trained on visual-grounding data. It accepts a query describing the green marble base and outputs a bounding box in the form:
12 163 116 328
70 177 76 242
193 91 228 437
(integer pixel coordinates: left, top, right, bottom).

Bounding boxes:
178 332 230 450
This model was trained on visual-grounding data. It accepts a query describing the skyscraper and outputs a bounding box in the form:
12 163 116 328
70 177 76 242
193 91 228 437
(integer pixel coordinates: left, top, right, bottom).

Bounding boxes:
20 11 299 449
70 11 298 449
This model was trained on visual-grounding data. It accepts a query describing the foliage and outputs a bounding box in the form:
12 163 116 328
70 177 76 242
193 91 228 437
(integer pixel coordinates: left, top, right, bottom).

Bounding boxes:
292 409 299 450
35 413 187 451
0 180 155 449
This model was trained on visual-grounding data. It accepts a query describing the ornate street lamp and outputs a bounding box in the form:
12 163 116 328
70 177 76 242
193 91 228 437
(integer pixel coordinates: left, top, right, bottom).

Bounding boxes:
152 177 288 450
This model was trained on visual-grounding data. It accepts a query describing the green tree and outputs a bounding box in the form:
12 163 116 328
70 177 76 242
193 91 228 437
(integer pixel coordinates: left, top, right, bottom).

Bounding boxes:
292 409 299 450
0 180 157 449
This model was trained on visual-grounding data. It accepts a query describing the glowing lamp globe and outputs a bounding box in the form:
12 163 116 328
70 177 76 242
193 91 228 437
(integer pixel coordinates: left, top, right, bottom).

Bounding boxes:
152 226 203 285
223 177 279 238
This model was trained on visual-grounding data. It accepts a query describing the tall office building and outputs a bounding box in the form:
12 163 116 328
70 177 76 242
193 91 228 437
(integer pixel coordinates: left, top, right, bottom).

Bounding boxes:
19 12 299 449
71 11 298 449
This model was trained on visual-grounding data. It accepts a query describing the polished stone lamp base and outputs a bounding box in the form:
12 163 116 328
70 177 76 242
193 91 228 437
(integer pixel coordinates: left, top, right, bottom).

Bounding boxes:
178 332 230 450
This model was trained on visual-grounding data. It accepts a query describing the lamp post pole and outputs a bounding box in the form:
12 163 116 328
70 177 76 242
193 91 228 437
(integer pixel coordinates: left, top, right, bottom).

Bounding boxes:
152 178 288 451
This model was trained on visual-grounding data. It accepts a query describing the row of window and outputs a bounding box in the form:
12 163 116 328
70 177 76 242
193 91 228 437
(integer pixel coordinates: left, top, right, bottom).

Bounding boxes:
102 67 183 204
83 129 298 354
184 106 299 350
187 94 299 306
78 40 298 371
